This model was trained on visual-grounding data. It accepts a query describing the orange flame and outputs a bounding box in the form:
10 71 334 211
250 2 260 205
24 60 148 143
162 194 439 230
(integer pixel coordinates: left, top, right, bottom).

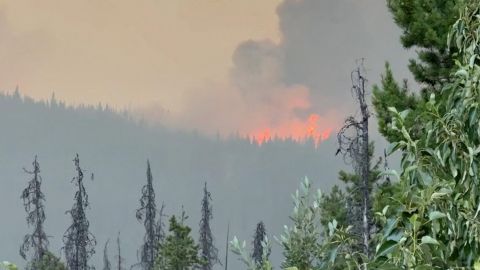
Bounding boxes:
249 113 333 146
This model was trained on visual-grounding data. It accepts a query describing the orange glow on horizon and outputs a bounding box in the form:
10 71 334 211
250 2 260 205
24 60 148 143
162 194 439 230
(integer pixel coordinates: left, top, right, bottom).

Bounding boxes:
248 113 333 146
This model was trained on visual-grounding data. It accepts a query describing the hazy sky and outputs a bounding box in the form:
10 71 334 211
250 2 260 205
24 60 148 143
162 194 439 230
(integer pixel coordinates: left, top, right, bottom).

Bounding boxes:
0 0 414 141
0 0 280 105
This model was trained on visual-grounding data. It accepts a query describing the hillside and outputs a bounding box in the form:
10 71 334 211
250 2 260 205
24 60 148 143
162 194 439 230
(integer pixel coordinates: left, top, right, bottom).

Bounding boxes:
0 91 345 269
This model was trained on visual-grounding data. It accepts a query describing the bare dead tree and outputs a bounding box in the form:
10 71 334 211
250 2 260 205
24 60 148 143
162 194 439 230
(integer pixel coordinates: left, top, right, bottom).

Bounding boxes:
20 156 49 268
337 62 371 257
251 221 269 266
116 233 125 270
199 182 220 270
103 240 112 270
136 160 157 270
63 154 96 270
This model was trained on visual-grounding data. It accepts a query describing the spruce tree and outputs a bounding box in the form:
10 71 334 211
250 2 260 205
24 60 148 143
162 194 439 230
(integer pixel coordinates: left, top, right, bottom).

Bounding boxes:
251 222 269 266
136 160 157 270
63 154 96 270
155 215 204 270
198 182 219 270
20 156 49 269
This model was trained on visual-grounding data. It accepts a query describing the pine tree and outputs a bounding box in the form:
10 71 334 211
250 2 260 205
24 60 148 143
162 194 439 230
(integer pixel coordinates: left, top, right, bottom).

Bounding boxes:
20 156 49 269
373 1 466 143
63 154 96 270
251 222 269 266
372 64 419 142
387 0 463 94
136 160 158 270
103 240 112 270
198 182 219 270
155 215 204 270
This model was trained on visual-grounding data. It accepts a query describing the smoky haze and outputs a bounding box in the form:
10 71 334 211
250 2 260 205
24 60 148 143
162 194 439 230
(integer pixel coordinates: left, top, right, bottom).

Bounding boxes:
0 0 414 139
0 0 415 268
0 92 343 269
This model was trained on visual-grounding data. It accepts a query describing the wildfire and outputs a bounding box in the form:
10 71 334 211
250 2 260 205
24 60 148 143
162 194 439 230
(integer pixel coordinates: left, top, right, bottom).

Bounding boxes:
249 113 333 146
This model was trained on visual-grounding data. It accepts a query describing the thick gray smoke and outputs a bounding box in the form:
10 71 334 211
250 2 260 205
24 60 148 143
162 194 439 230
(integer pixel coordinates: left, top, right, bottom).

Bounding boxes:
166 0 414 141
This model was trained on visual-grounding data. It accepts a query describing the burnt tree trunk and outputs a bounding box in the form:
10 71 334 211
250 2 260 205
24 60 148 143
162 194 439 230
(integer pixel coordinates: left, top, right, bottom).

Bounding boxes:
337 62 371 258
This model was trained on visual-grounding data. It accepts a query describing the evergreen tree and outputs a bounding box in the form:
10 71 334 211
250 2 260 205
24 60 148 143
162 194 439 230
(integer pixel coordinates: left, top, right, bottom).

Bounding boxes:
63 154 96 270
373 0 466 142
374 4 480 267
20 156 49 268
136 160 158 270
103 240 112 270
251 222 269 266
155 215 204 270
388 0 463 94
372 64 419 142
198 182 219 270
30 252 67 270
319 185 347 231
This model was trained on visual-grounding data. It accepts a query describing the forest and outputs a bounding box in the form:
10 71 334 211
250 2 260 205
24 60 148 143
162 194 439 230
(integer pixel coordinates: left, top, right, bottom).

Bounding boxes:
3 0 480 269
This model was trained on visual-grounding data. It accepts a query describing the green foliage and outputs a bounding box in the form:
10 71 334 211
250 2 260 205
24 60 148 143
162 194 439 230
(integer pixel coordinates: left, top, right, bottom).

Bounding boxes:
372 64 420 142
387 0 463 93
338 143 382 205
316 221 365 270
230 236 272 270
374 4 480 268
321 143 386 253
155 215 204 270
319 185 347 231
276 177 322 270
29 252 67 270
373 0 466 143
0 262 17 270
371 180 402 221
